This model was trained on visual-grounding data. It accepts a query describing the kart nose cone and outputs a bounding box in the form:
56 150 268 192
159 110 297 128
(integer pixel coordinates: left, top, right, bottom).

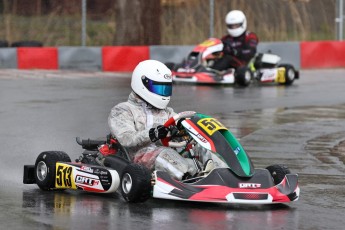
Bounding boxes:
36 161 48 181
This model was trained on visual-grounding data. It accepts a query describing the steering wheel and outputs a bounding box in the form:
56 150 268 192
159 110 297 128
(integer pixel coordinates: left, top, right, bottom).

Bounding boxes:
161 111 196 147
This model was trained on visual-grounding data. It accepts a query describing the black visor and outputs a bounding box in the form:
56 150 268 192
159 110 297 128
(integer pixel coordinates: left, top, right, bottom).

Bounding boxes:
227 23 243 29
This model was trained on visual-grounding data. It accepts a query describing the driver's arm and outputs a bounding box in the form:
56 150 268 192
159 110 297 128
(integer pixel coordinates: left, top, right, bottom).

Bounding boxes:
237 32 258 63
108 104 152 149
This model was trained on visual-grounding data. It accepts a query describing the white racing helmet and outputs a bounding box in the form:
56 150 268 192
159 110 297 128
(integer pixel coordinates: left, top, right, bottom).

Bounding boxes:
131 60 173 109
225 10 247 37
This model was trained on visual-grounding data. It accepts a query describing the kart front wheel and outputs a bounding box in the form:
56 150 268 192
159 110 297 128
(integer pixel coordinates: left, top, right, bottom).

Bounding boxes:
266 164 291 185
235 66 252 87
120 163 152 203
35 151 71 191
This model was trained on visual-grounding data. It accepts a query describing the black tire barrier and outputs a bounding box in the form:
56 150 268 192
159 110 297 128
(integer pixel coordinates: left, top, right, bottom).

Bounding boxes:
11 41 43 47
0 40 9 48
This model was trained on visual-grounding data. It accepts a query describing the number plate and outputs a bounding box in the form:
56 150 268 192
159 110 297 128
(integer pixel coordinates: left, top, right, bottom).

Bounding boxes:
276 67 286 83
197 118 227 136
55 163 76 189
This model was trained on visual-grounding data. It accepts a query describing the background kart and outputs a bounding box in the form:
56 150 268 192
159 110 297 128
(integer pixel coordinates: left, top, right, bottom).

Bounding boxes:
165 38 299 87
24 111 300 204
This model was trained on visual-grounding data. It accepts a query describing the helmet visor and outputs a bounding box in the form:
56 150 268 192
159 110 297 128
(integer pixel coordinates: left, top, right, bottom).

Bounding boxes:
142 77 172 97
227 23 242 29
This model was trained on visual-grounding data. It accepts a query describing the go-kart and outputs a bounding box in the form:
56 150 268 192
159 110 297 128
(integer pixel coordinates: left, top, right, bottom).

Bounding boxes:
165 38 299 87
23 111 300 204
23 135 152 202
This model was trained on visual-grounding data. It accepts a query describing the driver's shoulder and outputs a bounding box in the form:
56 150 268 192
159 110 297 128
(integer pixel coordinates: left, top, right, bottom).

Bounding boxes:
110 101 134 117
245 31 259 41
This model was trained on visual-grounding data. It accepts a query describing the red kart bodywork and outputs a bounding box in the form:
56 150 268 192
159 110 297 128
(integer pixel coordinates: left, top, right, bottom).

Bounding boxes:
153 169 299 204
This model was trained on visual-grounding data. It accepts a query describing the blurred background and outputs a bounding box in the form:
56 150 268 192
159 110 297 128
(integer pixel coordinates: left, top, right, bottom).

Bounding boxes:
0 0 343 46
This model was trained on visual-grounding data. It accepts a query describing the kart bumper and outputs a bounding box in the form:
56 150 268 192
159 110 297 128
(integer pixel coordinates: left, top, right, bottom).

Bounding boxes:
152 169 300 204
23 165 36 184
173 72 235 84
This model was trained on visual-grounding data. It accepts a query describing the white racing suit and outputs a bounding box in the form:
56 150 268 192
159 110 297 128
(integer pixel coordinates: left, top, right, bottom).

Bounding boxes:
108 92 227 180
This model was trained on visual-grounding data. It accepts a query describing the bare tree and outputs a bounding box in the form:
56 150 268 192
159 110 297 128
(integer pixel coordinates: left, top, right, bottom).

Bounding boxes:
113 0 161 45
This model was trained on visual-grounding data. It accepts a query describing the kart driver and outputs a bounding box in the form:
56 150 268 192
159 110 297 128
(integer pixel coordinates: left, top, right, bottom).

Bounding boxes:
108 60 227 180
212 10 259 71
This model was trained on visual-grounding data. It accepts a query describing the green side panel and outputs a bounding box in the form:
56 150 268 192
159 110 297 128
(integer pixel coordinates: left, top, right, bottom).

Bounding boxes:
196 113 211 119
196 113 252 176
219 129 252 176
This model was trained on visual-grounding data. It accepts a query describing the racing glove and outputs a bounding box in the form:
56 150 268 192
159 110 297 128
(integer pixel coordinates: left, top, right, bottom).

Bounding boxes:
149 125 169 142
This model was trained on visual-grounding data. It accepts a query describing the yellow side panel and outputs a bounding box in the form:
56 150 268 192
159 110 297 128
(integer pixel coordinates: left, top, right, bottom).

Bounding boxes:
276 67 286 83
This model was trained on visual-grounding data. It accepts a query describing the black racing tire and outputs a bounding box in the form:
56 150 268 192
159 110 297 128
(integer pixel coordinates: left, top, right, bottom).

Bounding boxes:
34 151 71 191
235 66 252 87
120 163 152 203
266 164 291 185
278 64 296 85
11 41 43 47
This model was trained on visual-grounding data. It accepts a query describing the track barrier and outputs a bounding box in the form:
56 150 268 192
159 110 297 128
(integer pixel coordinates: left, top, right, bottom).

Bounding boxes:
0 41 344 72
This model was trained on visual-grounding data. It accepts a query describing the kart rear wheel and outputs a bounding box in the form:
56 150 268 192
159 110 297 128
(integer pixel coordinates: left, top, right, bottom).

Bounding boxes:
35 151 71 191
278 64 296 85
235 66 252 87
266 164 291 185
120 163 152 203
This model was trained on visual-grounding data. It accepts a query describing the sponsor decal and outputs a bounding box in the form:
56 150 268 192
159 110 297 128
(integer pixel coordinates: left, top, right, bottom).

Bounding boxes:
234 146 241 155
75 175 100 186
196 133 207 143
93 168 109 176
80 166 93 173
239 183 261 188
156 67 172 80
261 69 277 82
164 74 172 80
197 118 227 136
100 170 108 175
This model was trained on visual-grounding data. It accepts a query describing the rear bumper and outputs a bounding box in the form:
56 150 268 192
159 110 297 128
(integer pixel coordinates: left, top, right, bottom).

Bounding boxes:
295 70 300 79
23 165 36 184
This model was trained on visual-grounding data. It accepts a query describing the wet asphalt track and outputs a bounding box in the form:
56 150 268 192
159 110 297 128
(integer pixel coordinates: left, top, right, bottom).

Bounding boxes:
1 69 345 229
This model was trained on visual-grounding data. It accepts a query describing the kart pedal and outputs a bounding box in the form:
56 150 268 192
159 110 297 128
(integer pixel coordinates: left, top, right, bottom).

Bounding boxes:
198 159 215 177
203 159 215 172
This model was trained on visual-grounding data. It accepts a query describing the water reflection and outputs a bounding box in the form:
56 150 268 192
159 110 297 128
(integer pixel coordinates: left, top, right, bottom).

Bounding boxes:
172 84 295 139
22 190 298 230
149 200 298 230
